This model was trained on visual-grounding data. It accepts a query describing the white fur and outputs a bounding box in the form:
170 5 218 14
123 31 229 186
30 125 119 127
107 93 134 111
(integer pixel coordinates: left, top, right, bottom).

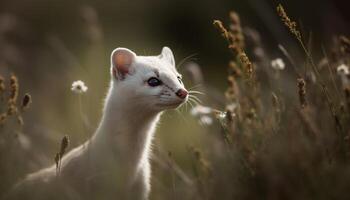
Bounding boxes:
6 47 187 200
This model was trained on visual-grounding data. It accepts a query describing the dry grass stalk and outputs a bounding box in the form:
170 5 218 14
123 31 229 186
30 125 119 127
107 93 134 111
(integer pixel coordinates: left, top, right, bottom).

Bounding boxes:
213 20 230 42
0 74 32 126
297 109 320 138
271 92 282 129
213 19 240 54
7 104 17 116
21 93 32 110
239 52 254 79
277 4 326 86
0 75 5 100
0 113 7 124
213 13 264 158
9 74 19 105
55 135 70 175
225 62 241 113
228 61 242 78
297 78 307 108
186 145 213 199
229 11 245 53
225 76 238 102
6 75 19 118
188 146 212 182
213 16 255 81
271 93 279 109
60 135 69 155
339 35 350 55
277 5 344 136
276 4 301 41
345 87 350 113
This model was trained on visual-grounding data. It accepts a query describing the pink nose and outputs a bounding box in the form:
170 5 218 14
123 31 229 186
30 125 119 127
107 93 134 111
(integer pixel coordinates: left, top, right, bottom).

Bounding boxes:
176 89 188 99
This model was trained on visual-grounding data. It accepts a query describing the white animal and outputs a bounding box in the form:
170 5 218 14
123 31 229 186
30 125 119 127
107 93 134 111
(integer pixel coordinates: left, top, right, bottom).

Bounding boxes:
6 47 188 200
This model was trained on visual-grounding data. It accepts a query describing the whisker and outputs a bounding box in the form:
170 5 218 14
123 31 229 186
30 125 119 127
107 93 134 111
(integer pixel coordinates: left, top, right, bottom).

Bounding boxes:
189 96 201 105
179 103 184 113
188 84 203 90
188 90 205 95
175 108 187 124
188 103 195 111
188 98 199 107
189 95 202 104
187 99 195 110
176 53 198 69
185 98 193 112
183 101 190 112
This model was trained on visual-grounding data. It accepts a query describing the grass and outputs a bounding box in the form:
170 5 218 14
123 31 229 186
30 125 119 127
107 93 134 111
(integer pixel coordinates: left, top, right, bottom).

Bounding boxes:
1 2 350 200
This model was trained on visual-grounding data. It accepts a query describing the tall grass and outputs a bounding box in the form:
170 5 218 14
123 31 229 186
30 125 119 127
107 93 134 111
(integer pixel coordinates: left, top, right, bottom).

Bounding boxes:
1 2 350 200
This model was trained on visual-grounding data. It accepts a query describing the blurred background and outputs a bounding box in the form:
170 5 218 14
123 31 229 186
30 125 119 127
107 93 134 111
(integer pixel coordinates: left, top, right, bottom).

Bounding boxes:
0 0 350 199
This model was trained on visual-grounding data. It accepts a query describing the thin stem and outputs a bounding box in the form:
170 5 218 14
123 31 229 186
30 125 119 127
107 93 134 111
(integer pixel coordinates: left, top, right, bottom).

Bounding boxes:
78 95 87 142
278 44 301 78
322 46 343 100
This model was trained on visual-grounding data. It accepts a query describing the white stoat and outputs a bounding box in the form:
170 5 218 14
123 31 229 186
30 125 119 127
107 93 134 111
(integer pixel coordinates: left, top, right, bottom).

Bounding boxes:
6 47 188 200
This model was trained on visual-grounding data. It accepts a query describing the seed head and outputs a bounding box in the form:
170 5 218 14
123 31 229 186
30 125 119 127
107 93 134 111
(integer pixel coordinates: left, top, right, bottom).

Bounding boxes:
0 113 7 124
7 104 17 116
239 52 254 78
9 74 19 104
213 20 229 41
21 93 32 110
0 75 5 97
228 61 242 78
297 78 307 108
229 11 244 50
339 35 350 54
277 4 301 41
60 135 70 156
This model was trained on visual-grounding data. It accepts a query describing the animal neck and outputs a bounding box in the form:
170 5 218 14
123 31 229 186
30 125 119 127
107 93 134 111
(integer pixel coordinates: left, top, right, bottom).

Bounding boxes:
89 83 160 172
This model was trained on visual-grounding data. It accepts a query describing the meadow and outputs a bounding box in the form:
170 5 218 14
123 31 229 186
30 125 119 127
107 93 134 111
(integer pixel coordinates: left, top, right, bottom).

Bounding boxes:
1 0 350 199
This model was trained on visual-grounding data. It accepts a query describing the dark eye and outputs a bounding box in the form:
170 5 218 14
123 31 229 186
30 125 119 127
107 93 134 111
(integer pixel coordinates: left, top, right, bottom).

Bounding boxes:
147 77 162 87
177 76 182 84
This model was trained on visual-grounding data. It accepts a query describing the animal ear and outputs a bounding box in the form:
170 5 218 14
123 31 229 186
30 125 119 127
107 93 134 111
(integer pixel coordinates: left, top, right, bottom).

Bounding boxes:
160 46 175 66
111 48 136 80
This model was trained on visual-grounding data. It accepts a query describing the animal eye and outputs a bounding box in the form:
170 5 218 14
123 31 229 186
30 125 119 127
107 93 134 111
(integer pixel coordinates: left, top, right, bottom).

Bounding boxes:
177 76 182 84
147 77 162 87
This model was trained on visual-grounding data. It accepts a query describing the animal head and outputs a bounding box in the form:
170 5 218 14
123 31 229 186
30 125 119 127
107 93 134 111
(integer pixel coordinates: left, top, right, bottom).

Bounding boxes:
110 47 188 111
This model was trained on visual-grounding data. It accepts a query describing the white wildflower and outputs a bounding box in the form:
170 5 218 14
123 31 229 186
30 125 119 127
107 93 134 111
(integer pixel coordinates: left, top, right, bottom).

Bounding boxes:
71 80 88 94
271 58 285 70
226 102 238 113
190 105 212 116
216 111 228 121
190 105 214 126
337 64 349 75
337 64 350 87
199 115 213 126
